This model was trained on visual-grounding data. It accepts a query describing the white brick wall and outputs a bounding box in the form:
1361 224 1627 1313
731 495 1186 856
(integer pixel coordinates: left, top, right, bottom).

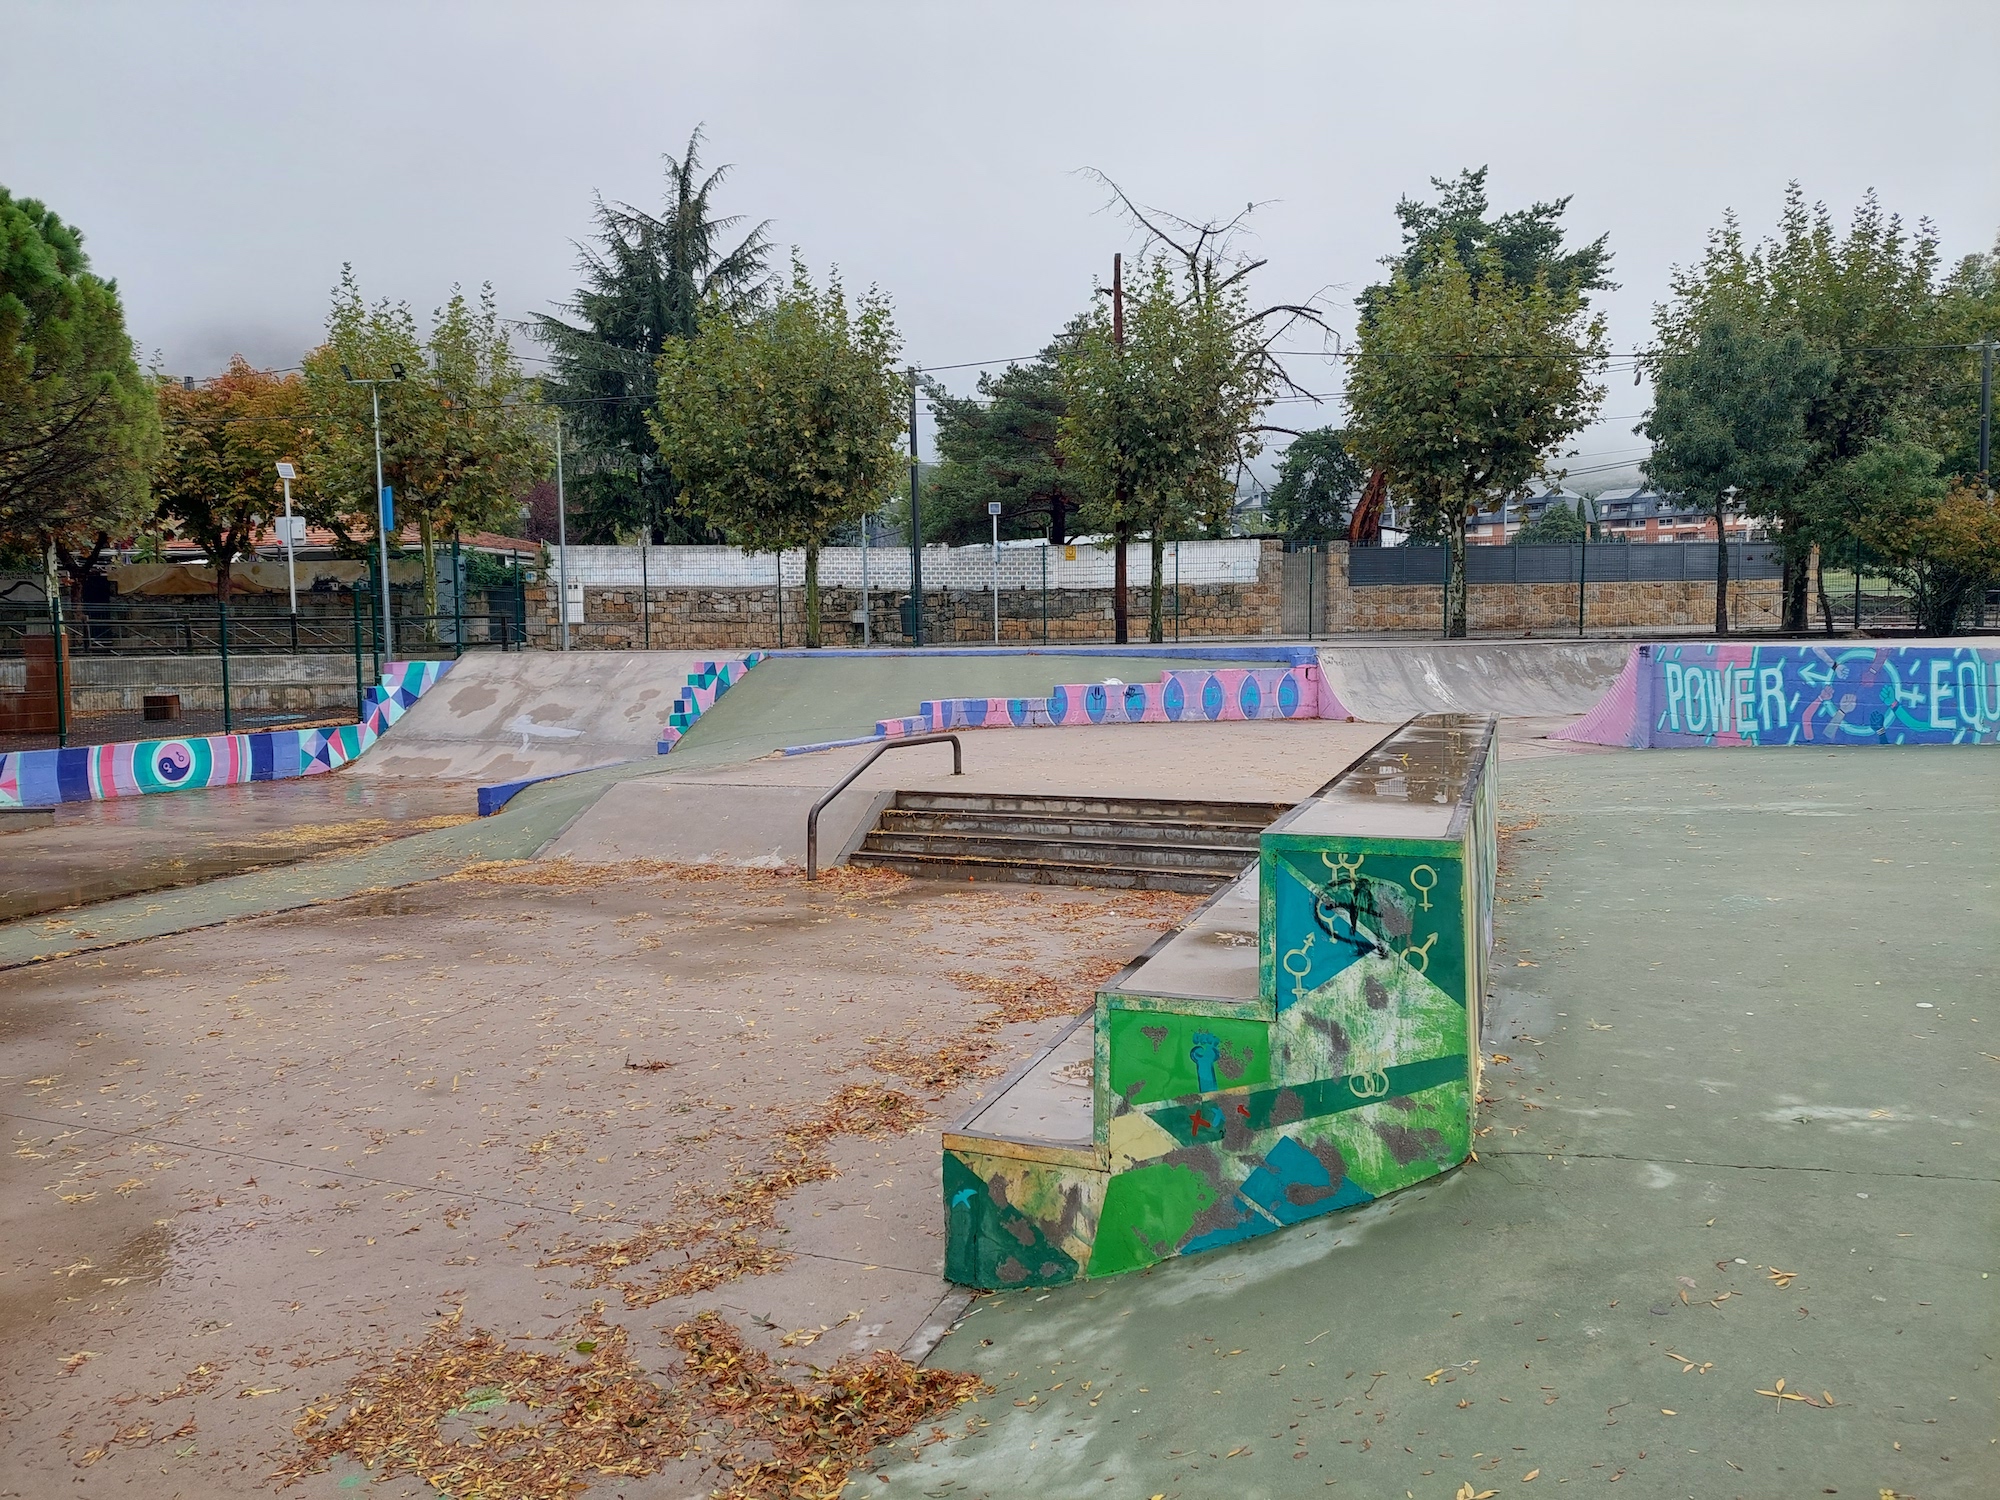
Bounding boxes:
550 539 1265 591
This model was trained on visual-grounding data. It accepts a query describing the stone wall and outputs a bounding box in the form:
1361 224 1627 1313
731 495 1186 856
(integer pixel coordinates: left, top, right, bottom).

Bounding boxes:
1316 543 1783 634
524 540 1288 649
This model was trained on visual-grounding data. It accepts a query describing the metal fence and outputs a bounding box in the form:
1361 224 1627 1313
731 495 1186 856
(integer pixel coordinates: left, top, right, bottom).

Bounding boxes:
1348 539 1783 586
0 588 529 750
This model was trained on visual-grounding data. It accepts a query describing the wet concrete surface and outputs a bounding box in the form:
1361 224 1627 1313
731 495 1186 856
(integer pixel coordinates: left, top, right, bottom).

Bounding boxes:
0 776 481 923
877 747 2000 1499
0 863 1197 1496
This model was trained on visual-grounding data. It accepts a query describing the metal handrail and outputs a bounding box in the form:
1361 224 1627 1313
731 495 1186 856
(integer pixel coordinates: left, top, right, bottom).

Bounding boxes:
805 732 962 880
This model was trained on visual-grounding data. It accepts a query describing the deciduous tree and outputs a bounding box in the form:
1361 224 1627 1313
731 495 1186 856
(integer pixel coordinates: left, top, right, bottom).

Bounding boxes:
153 357 305 598
650 258 903 648
1639 317 1831 633
1344 245 1607 637
1653 187 1952 626
302 270 544 621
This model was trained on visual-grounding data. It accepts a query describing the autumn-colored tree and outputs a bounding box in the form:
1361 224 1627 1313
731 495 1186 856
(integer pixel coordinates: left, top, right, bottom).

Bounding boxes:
1862 482 2000 635
152 356 305 599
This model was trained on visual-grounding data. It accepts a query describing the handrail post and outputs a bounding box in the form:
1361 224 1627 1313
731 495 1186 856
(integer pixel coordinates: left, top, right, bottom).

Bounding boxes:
805 731 962 881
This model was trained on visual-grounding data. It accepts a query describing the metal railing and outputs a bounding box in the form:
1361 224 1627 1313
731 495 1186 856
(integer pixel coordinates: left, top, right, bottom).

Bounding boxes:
804 733 962 880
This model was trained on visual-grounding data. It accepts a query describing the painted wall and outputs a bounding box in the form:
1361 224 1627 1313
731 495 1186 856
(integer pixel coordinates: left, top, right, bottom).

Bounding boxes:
0 659 451 809
877 664 1346 741
1556 642 2000 748
655 655 763 752
942 717 1499 1288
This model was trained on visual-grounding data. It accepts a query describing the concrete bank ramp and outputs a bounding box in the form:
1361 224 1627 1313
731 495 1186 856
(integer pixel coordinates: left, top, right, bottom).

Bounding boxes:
350 650 708 782
1316 640 1633 722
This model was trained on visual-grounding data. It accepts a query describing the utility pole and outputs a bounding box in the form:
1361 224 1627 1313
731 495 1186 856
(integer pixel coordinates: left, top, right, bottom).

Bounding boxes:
1111 253 1128 646
908 366 922 646
554 413 570 651
988 501 1002 643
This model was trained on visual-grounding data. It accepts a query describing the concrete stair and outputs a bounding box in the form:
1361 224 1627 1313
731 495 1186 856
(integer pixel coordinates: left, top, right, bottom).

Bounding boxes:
846 790 1288 892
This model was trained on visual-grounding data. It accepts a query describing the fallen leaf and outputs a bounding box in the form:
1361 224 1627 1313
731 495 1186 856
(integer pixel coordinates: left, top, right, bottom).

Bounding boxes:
1523 1469 1540 1482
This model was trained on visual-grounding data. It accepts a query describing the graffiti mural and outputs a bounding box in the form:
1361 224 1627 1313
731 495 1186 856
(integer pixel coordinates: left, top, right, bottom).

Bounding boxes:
942 714 1497 1288
1556 642 2000 749
0 660 451 810
656 654 763 752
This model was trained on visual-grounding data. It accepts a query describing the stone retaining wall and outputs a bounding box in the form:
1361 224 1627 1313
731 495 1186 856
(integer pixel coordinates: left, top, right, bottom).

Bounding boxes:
526 540 1288 648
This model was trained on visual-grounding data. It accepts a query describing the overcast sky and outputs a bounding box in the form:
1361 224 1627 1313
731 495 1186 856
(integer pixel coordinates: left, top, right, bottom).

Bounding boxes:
6 1 1998 482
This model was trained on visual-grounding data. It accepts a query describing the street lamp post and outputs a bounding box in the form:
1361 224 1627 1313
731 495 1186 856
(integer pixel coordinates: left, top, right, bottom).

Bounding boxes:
274 461 299 615
342 363 407 661
987 501 1002 644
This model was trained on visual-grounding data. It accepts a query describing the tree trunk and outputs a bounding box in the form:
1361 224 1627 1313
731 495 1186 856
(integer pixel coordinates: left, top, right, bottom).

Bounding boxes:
1713 503 1730 636
215 558 233 601
1148 532 1165 644
1049 492 1067 546
1782 547 1809 631
1444 514 1468 639
804 540 821 649
418 511 439 641
1112 525 1129 644
1812 544 1834 635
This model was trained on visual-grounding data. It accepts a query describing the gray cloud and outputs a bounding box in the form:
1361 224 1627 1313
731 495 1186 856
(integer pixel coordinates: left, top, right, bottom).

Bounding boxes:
4 0 1996 471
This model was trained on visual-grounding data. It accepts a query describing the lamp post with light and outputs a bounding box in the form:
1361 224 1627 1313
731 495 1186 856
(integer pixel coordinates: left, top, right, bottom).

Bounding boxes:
342 362 406 659
274 461 300 614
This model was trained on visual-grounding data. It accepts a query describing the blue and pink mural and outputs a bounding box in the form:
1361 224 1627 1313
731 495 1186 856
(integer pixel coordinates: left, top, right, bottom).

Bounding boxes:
656 654 763 753
0 660 452 810
1557 641 2000 749
876 663 1346 740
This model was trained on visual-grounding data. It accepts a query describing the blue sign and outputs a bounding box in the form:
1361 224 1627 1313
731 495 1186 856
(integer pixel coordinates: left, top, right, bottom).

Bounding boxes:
379 485 395 532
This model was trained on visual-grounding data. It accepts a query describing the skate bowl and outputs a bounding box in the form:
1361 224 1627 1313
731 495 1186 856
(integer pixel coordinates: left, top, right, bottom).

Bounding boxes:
344 650 711 783
1312 639 1633 722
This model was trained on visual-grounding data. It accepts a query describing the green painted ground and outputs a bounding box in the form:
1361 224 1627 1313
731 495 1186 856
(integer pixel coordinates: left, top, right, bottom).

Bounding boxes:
662 653 1264 767
879 748 1999 1500
0 760 658 968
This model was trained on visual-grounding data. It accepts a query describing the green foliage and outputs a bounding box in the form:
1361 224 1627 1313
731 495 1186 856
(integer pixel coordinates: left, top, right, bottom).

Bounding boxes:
153 357 307 597
301 268 545 617
1862 483 2000 635
0 186 159 583
1511 500 1586 544
923 335 1080 545
1639 316 1833 632
1267 428 1364 542
1652 186 1956 626
1344 243 1607 637
532 130 770 544
1058 257 1276 640
1358 167 1614 329
650 257 904 647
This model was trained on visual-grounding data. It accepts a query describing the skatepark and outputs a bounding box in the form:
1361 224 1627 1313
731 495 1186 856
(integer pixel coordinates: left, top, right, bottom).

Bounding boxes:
1 638 1993 1498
